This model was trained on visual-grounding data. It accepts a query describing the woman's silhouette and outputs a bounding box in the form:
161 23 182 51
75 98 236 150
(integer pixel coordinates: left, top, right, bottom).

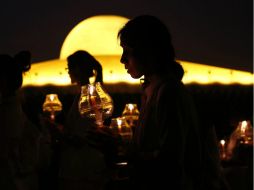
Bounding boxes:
58 50 110 190
0 51 41 190
118 15 227 190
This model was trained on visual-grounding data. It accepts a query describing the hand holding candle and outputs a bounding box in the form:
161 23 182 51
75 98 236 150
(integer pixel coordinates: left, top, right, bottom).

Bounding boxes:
122 103 140 130
235 120 253 144
79 82 113 128
42 93 62 121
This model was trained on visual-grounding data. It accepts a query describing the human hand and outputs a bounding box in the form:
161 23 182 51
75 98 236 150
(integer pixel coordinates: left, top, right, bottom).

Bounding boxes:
85 126 119 146
85 126 120 157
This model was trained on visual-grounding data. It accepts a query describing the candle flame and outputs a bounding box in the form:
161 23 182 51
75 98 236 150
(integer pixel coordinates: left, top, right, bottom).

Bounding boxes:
49 94 55 101
241 120 247 134
117 118 122 129
128 104 134 111
89 85 95 95
220 139 226 146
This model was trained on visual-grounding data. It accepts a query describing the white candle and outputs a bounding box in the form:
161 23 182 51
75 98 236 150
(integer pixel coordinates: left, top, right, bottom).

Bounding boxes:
220 139 227 159
128 104 134 114
240 120 247 136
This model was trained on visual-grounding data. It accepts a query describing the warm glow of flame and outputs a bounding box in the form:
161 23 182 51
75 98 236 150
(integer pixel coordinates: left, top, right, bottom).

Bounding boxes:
49 94 55 101
89 85 95 95
116 162 128 166
117 118 122 129
240 120 248 134
128 104 134 111
220 139 226 146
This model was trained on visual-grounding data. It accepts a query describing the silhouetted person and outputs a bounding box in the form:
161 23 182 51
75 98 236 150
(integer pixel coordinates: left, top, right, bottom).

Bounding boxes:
66 50 103 86
118 15 228 190
0 51 42 190
58 50 111 190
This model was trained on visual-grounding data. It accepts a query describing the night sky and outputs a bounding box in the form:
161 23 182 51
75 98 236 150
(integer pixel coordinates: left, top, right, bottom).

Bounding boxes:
0 0 252 72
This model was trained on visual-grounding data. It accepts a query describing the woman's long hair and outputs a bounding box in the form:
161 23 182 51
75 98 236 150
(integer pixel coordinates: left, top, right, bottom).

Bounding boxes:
67 50 103 83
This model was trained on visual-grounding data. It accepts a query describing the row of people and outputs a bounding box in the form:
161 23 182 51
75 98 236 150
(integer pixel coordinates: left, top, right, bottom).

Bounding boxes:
0 15 229 190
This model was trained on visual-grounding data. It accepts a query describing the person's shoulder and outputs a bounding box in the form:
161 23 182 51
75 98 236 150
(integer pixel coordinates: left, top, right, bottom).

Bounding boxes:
159 75 185 91
157 76 193 104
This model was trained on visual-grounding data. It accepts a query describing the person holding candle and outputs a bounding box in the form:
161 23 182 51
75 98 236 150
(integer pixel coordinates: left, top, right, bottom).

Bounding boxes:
0 51 47 190
118 15 228 190
58 50 116 190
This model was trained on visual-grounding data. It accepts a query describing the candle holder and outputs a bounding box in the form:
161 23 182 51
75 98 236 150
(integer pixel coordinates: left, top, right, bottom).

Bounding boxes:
122 103 140 131
226 120 253 161
42 94 63 121
234 120 253 145
109 117 132 156
79 82 114 128
109 117 133 141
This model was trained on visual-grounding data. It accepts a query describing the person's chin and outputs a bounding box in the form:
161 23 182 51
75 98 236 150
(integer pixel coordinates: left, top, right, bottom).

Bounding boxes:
71 79 77 84
130 73 142 79
127 69 142 79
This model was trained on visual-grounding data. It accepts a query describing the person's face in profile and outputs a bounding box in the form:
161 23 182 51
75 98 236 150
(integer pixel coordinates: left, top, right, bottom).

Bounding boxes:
120 44 144 79
67 64 92 85
67 66 79 84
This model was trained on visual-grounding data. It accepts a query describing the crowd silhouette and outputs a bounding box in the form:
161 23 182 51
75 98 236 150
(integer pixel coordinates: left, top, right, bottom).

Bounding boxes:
2 14 252 190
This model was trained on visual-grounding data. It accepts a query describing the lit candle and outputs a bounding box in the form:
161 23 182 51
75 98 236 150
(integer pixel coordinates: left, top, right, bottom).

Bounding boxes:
220 139 227 159
49 94 55 101
240 120 247 137
117 118 122 131
220 139 225 149
49 95 55 120
88 85 103 127
128 104 134 114
88 85 97 107
42 94 62 121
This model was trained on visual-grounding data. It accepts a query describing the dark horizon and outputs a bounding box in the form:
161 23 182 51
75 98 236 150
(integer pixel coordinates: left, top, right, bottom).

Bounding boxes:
0 0 253 72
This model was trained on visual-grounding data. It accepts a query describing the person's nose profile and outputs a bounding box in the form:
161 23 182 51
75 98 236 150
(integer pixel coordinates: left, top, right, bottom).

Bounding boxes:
120 54 127 64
